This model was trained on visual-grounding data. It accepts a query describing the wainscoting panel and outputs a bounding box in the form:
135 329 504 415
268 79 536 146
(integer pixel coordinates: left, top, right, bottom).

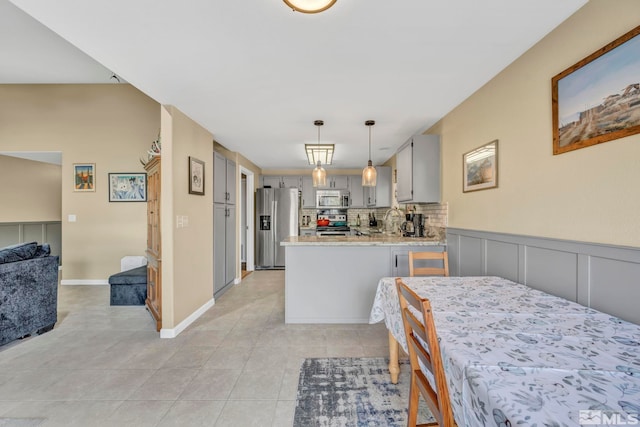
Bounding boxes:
485 239 519 282
459 236 483 276
0 222 62 261
524 246 578 302
446 228 640 325
589 256 640 325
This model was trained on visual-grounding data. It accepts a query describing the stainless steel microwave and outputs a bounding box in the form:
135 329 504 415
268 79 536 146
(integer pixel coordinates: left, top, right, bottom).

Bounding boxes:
316 189 350 208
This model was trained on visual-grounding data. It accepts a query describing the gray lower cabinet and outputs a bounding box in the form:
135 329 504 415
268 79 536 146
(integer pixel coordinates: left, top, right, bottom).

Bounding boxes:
391 245 445 277
214 204 236 297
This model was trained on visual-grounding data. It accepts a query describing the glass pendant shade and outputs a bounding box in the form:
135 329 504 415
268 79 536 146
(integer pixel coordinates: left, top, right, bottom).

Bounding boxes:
362 120 377 187
312 161 327 187
283 0 337 13
362 160 377 186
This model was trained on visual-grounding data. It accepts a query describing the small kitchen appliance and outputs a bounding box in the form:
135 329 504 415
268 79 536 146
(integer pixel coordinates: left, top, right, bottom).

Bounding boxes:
413 214 425 237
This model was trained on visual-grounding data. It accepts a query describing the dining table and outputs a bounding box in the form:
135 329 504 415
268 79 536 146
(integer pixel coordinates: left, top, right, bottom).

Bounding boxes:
369 276 640 426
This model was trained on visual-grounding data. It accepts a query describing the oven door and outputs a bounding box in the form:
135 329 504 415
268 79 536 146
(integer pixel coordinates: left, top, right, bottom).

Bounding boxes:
316 230 350 237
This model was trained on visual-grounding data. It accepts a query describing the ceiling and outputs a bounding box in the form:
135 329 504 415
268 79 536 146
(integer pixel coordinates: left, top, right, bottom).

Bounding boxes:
2 0 587 169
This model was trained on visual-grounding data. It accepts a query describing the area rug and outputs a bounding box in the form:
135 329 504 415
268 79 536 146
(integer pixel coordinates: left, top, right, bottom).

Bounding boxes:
293 357 434 427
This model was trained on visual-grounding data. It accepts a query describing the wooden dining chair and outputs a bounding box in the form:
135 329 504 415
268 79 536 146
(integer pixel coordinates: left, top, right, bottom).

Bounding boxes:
409 251 449 277
396 278 456 427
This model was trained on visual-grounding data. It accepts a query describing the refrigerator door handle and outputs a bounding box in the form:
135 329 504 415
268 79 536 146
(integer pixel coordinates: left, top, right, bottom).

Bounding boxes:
273 200 278 255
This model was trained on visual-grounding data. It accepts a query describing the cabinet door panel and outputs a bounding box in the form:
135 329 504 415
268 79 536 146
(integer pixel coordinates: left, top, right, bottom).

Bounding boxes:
214 152 227 204
301 176 316 208
214 204 227 293
348 175 365 208
396 141 413 202
281 176 301 189
262 176 282 189
225 205 236 285
226 160 236 205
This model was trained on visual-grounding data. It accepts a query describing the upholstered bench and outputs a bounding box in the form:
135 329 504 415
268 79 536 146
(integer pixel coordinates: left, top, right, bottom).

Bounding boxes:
108 265 147 305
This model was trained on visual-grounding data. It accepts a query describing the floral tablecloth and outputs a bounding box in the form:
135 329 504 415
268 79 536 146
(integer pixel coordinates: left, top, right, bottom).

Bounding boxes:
369 276 640 427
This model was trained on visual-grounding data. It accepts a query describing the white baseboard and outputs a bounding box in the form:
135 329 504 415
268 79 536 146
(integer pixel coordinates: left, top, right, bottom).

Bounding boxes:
61 279 109 285
160 298 216 339
234 277 241 285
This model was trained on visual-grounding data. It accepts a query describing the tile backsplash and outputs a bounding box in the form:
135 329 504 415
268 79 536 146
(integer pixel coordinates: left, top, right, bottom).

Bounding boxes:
301 202 448 228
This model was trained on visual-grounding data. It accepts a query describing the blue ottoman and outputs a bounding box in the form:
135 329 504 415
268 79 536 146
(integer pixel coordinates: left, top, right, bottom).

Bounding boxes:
109 265 147 305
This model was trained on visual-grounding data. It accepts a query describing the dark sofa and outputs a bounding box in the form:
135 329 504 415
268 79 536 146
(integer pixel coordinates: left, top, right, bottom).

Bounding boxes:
0 242 59 346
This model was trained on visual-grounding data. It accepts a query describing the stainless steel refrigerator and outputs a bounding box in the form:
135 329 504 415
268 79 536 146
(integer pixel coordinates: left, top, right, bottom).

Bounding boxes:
256 188 299 269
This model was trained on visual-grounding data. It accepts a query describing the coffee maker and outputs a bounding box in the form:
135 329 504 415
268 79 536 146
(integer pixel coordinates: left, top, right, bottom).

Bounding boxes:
413 214 425 237
401 214 415 237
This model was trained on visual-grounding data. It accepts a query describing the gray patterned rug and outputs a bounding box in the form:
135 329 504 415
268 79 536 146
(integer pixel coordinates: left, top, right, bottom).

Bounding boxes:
293 357 433 427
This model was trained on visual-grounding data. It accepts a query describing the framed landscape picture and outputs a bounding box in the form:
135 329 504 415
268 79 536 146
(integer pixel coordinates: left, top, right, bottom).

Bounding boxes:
552 24 640 155
108 173 147 202
73 163 95 192
463 140 498 193
189 156 205 195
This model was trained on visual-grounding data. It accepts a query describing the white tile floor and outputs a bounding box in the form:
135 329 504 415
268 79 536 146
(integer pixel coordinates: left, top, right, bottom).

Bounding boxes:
0 270 389 426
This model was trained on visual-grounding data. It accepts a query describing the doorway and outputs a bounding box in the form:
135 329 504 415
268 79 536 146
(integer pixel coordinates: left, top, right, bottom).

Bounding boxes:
239 166 255 279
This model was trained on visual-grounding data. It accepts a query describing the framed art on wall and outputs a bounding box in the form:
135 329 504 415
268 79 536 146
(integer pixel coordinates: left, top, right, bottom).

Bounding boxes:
73 163 95 192
552 24 640 155
189 156 205 195
463 140 498 193
108 173 147 202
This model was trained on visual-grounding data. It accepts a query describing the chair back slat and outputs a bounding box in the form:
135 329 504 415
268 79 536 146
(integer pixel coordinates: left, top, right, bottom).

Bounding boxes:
409 251 449 277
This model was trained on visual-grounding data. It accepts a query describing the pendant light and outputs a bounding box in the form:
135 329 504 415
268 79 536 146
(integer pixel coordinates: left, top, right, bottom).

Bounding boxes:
283 0 337 14
362 120 377 187
312 120 327 187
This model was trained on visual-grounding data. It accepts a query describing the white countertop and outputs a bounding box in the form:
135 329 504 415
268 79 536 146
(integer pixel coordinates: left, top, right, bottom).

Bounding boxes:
282 235 445 246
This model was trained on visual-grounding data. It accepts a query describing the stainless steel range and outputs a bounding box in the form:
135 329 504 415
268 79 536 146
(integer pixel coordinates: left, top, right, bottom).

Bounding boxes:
316 209 351 236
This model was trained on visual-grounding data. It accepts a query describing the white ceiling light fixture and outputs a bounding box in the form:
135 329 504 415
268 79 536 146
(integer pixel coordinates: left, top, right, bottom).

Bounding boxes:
283 0 337 14
362 120 377 187
311 120 327 187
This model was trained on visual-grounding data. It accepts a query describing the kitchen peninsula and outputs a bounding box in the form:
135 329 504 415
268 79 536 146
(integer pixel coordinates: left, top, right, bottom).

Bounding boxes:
281 234 445 323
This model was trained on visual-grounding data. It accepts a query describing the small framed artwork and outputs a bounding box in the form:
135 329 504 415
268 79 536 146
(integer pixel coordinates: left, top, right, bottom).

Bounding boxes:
552 24 640 154
189 156 205 195
73 163 95 192
463 140 498 193
108 173 147 202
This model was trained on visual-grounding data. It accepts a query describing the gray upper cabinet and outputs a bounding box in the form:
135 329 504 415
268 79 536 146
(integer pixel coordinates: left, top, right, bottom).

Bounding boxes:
396 135 440 203
348 175 365 208
261 175 302 190
301 176 316 209
262 175 282 189
365 166 392 207
317 175 349 189
214 152 236 205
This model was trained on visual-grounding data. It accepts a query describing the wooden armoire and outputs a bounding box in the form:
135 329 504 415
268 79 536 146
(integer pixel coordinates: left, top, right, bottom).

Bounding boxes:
144 156 162 331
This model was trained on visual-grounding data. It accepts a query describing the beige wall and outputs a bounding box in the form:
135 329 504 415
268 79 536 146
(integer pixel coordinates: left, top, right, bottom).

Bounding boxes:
432 0 640 247
0 155 62 222
161 106 214 328
0 84 160 279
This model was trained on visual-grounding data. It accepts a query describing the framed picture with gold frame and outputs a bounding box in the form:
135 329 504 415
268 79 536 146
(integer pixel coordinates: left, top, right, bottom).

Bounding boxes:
463 140 498 193
552 24 640 154
73 163 95 192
